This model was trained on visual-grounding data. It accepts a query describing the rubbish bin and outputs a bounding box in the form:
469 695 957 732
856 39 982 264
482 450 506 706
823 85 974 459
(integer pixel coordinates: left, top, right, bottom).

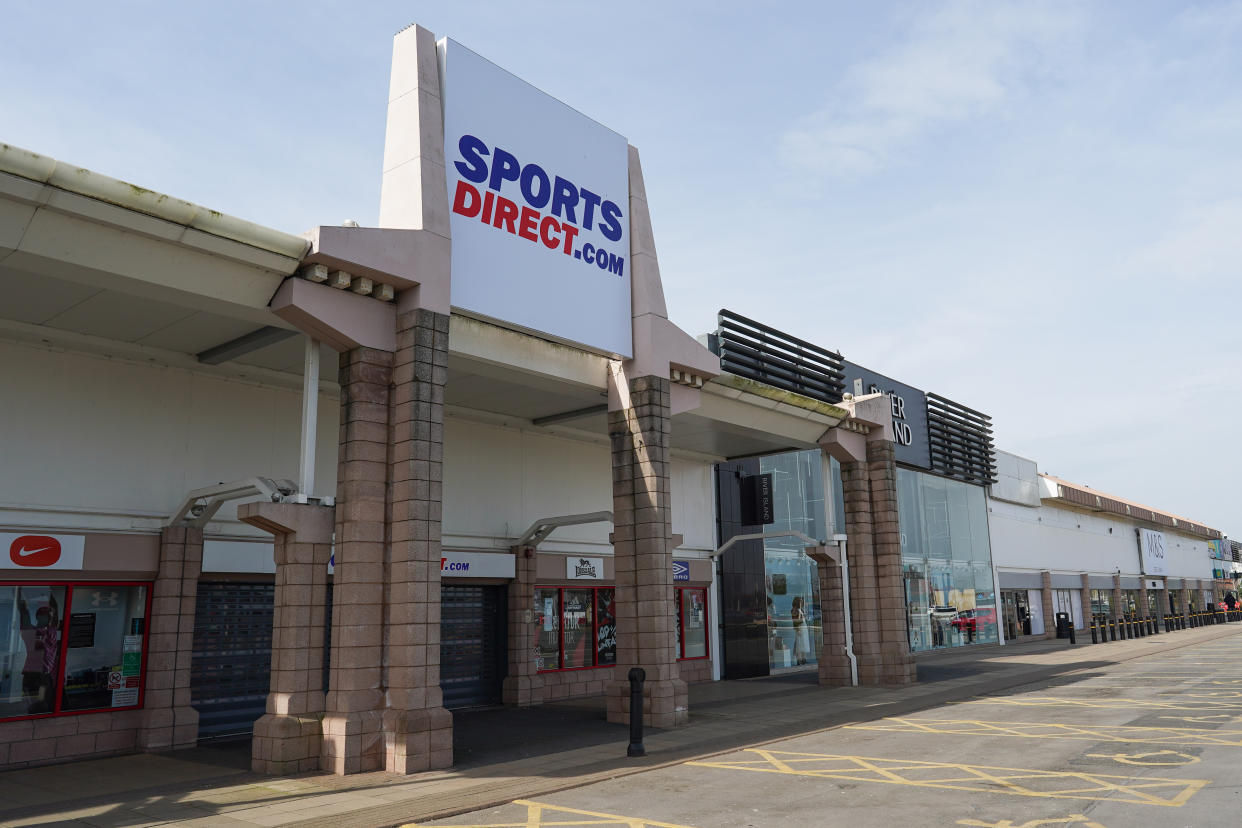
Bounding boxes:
1055 611 1071 639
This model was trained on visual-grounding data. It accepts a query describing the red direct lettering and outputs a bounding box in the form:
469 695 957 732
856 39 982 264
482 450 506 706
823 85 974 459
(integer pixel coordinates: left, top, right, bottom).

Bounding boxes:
561 223 579 255
539 215 561 250
517 207 540 242
452 181 481 218
492 196 519 234
481 190 496 224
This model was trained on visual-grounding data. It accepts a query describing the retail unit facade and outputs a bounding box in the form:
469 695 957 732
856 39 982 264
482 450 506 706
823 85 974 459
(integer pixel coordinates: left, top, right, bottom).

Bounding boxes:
988 450 1225 642
0 25 910 773
712 316 1000 679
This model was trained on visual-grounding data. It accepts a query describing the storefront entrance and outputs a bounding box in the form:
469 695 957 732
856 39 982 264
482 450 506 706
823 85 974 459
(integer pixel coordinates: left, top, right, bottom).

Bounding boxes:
190 582 274 739
1001 590 1031 640
440 585 507 709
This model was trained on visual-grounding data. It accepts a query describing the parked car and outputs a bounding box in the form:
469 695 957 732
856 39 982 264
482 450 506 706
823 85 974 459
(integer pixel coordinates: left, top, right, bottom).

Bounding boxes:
950 608 997 633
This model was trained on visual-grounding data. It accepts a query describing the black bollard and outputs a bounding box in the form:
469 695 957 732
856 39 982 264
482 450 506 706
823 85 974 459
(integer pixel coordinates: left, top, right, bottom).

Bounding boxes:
1090 621 1098 644
627 667 646 757
1068 622 1076 645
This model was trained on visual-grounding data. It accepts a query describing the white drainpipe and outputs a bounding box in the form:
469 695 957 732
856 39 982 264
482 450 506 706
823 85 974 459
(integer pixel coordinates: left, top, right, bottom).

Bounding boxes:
834 533 858 686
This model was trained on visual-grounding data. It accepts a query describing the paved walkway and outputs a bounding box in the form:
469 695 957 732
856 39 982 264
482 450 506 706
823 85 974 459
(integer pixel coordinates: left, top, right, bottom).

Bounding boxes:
2 623 1237 827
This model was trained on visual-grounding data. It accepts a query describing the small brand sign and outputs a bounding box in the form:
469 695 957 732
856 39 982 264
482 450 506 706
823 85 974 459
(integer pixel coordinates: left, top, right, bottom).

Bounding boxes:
440 551 516 579
567 556 604 580
1 533 85 570
673 560 690 582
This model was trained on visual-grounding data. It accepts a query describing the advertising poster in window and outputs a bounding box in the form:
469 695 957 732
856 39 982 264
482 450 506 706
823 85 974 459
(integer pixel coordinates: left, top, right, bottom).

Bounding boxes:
596 589 616 666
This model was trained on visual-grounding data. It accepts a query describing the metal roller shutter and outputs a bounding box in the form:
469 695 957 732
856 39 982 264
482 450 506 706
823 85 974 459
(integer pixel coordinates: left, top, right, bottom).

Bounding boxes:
440 585 507 709
191 582 273 739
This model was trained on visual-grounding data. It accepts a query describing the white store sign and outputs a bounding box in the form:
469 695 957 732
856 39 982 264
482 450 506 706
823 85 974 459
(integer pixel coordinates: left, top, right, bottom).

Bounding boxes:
1 533 85 570
441 551 515 579
440 38 632 357
566 556 605 580
1140 529 1168 577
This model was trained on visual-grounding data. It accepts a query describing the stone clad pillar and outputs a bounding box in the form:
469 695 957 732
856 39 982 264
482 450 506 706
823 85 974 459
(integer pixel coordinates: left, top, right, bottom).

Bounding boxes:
322 347 392 774
839 456 882 679
382 307 453 773
606 374 688 727
503 545 544 706
1039 571 1054 639
1112 573 1124 627
867 441 915 684
239 503 334 775
138 526 202 751
808 548 851 685
1079 573 1093 632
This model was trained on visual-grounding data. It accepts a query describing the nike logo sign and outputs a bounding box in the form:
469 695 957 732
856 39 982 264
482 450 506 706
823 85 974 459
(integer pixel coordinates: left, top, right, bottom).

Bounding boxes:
14 546 53 557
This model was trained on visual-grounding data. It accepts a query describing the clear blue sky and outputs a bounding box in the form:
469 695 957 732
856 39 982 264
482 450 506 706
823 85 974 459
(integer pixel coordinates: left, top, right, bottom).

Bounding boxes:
4 1 1240 534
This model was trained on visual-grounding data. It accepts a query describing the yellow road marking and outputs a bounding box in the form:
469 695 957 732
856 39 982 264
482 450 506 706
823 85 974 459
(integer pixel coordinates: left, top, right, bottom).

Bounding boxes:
1083 750 1200 766
687 749 1206 807
956 696 1242 711
1159 714 1242 723
845 717 1242 746
400 800 698 828
957 816 1106 828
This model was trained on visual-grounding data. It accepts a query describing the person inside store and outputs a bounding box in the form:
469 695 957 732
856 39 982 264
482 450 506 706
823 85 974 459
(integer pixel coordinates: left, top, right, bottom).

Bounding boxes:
1226 592 1238 612
791 596 811 666
17 595 60 714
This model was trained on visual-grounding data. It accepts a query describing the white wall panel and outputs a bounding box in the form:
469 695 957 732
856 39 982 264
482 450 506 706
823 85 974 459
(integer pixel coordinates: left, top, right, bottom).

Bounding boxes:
989 496 1213 580
0 340 338 535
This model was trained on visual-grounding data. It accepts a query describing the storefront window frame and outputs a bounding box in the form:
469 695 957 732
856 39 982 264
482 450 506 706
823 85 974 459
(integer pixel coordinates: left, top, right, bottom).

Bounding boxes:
534 585 614 673
0 580 152 724
676 586 709 661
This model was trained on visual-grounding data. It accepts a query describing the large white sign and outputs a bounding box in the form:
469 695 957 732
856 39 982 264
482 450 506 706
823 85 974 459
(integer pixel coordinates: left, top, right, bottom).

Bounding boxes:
441 39 632 357
1 533 85 570
1140 529 1167 576
441 551 515 579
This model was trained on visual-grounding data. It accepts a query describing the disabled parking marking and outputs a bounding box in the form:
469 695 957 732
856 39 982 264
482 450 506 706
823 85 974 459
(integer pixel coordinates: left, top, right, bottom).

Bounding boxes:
400 800 698 828
1083 750 1199 766
845 717 1242 746
957 816 1107 828
687 749 1207 807
956 696 1242 711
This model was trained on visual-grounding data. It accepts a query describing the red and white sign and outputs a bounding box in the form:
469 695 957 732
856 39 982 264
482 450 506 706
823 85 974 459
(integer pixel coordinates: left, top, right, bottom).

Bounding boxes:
107 671 123 690
2 533 85 570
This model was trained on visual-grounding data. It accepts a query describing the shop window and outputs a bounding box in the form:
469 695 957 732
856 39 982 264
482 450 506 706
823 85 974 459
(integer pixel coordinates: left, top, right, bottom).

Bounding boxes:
534 586 615 672
675 587 708 660
0 582 150 722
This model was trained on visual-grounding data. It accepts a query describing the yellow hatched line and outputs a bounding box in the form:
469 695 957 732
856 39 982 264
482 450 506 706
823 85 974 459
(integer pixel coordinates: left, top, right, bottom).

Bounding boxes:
400 800 698 828
846 717 1242 746
687 750 1207 807
956 696 1242 711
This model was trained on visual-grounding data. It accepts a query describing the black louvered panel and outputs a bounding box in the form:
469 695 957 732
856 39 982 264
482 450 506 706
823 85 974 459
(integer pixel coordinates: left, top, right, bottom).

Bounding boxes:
714 310 845 405
926 392 996 485
190 582 273 738
440 585 507 709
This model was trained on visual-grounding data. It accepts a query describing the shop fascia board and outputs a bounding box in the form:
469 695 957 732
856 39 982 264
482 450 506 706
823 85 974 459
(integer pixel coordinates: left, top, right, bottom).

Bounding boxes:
0 317 340 398
449 313 610 393
690 380 842 449
0 143 307 261
1 186 296 328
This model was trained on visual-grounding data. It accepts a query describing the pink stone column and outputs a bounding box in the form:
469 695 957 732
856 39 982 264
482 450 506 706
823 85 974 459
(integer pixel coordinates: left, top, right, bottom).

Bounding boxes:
1040 571 1055 639
866 440 915 685
808 548 851 685
605 375 688 728
239 502 334 775
839 457 882 681
322 347 392 774
137 526 202 752
381 308 452 773
1112 573 1124 628
1080 573 1094 632
503 545 544 706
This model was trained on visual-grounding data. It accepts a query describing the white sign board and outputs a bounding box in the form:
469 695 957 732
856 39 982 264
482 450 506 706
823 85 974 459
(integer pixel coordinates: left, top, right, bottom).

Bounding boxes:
566 556 605 580
1140 529 1168 576
1145 579 1163 591
1 533 85 570
441 38 632 357
440 551 516 579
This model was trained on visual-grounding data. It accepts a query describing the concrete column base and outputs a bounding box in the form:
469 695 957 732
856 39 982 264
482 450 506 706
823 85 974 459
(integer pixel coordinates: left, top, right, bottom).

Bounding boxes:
878 643 916 685
321 711 384 775
818 654 854 686
252 714 322 775
381 707 453 773
604 677 689 728
502 674 545 707
136 705 199 752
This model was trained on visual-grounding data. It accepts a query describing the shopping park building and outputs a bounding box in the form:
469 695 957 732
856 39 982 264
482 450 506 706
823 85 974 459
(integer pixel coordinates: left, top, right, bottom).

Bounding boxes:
0 25 1234 775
